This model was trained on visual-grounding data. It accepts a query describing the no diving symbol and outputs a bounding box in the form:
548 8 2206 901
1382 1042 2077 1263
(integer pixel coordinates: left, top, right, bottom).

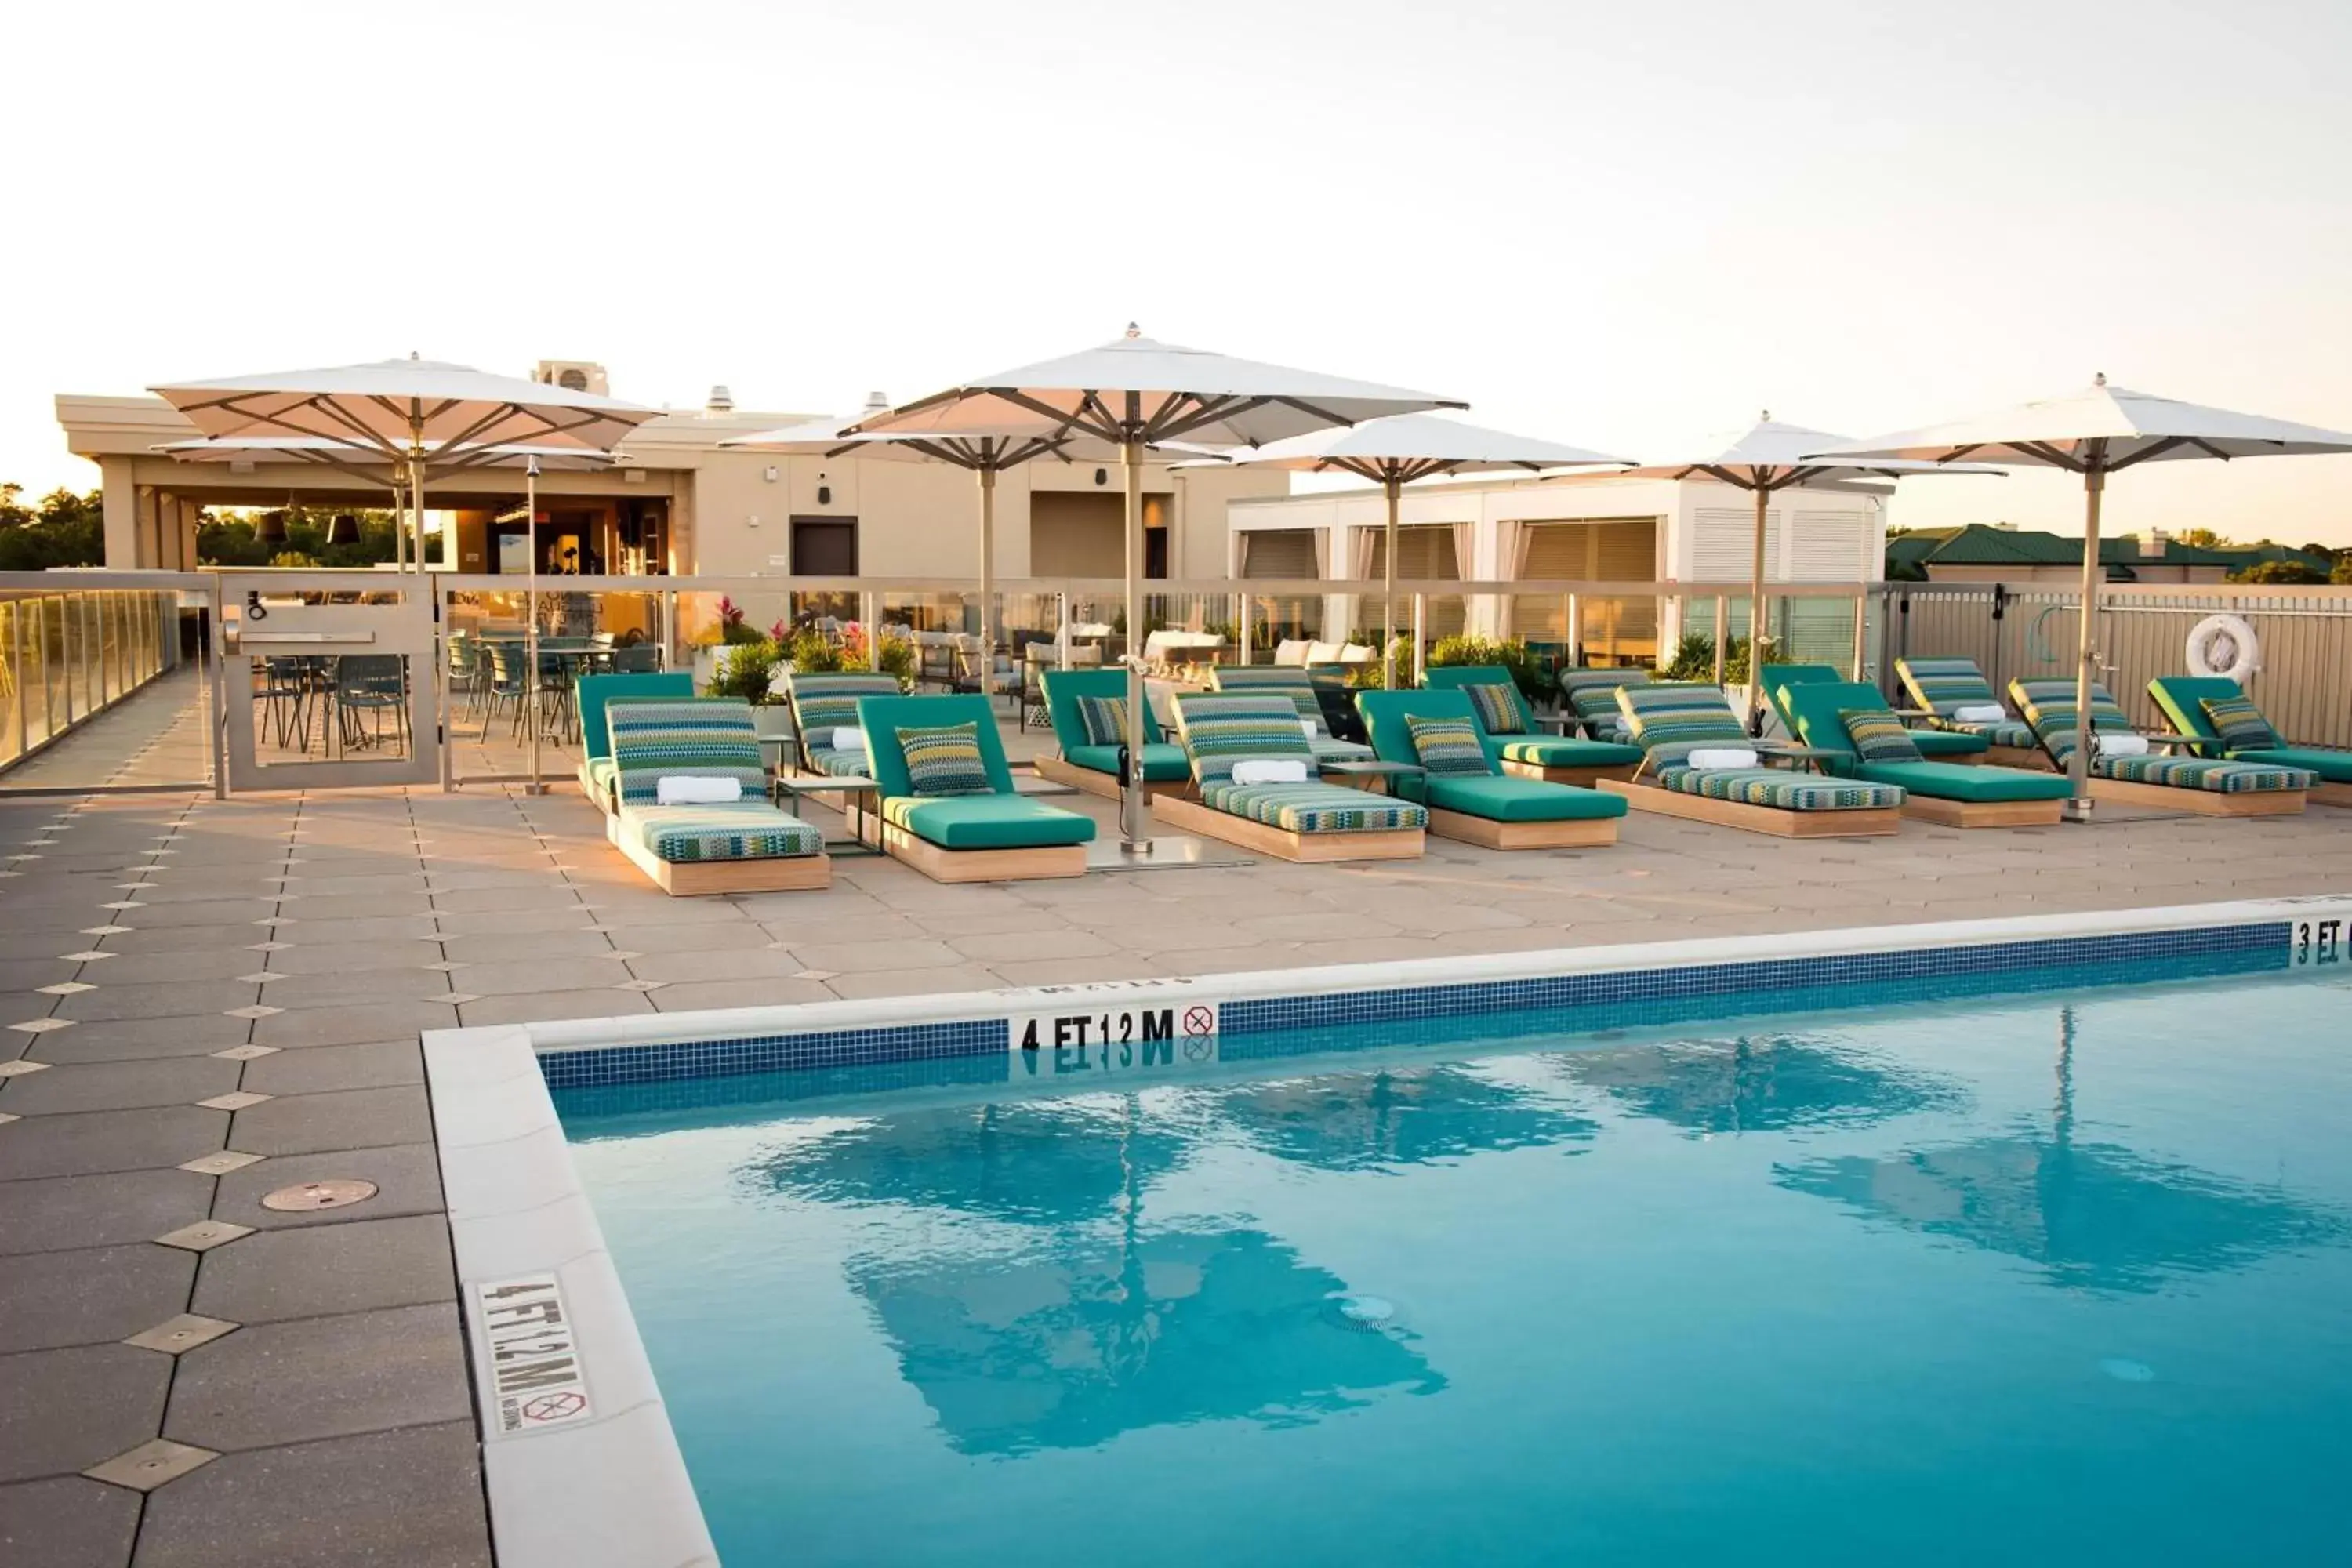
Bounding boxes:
1182 1006 1216 1038
522 1392 586 1425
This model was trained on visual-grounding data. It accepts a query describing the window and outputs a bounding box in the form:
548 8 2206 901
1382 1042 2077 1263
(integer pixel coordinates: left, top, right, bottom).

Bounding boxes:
1241 529 1318 579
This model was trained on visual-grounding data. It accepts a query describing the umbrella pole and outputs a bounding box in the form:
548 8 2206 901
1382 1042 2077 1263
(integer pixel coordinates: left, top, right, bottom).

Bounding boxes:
1745 485 1769 728
1381 476 1401 689
2066 465 2106 818
978 465 996 699
524 457 545 795
1119 425 1147 851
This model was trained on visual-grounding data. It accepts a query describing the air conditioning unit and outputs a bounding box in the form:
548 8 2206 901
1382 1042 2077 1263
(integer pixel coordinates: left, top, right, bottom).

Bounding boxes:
532 360 608 395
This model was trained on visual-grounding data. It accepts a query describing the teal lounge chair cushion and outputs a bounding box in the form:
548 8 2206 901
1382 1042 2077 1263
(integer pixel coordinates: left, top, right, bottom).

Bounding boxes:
2231 746 2352 785
2200 694 2281 751
1425 775 1628 822
1200 780 1426 834
625 803 823 864
2145 674 2238 754
805 745 873 779
1496 736 1643 768
1848 760 2071 803
1656 768 1904 811
2090 753 2311 793
881 794 1097 849
1063 742 1192 782
1908 728 1991 759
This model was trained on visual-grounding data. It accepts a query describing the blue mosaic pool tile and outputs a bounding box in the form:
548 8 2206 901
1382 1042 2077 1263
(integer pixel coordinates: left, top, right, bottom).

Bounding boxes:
534 921 2288 1092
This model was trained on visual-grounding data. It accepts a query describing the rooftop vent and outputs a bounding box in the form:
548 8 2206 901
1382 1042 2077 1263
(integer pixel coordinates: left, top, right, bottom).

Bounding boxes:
862 390 891 414
706 385 735 416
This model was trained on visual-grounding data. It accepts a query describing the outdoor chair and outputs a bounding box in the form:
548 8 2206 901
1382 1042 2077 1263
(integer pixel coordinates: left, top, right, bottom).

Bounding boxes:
1554 666 1648 743
1033 667 1191 801
1762 664 1988 762
855 693 1094 883
1780 680 2069 828
782 672 903 782
1605 683 1905 837
575 670 695 811
1423 665 1641 785
1153 693 1426 864
2009 678 2311 817
1204 666 1374 764
332 655 409 753
1357 689 1625 850
604 697 829 896
1894 656 2045 767
2147 677 2352 806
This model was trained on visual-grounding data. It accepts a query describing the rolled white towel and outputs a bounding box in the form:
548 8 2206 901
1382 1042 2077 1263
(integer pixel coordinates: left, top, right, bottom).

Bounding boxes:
2099 733 2150 757
1231 759 1310 786
1952 703 2007 724
830 727 868 753
655 775 742 806
1687 746 1761 770
1298 718 1321 740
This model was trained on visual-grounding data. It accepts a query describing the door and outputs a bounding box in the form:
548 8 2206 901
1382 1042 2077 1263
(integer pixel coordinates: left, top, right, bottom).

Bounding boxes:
217 572 439 791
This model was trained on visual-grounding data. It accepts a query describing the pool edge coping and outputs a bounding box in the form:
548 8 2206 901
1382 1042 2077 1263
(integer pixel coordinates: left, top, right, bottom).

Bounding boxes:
423 891 2350 1566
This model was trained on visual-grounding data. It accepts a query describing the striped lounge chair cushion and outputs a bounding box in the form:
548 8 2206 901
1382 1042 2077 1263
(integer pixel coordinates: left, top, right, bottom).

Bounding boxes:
897 722 993 796
1559 669 1642 742
1839 706 1923 764
787 674 902 735
626 804 822 862
607 699 770 807
2009 679 2137 765
1176 695 1319 784
1896 656 2034 747
1200 781 1427 834
2200 694 2281 752
1461 681 1527 735
1076 694 1129 747
1211 666 1325 727
1655 768 1904 811
1405 714 1494 775
1617 683 1749 769
2091 753 2313 793
807 746 873 778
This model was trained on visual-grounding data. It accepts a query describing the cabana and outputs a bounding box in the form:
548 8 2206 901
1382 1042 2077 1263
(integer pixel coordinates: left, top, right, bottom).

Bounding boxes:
603 699 829 895
1421 666 1642 785
2147 677 2352 806
1154 694 1426 863
1356 690 1625 848
1033 667 1192 800
858 694 1095 882
1779 680 2069 827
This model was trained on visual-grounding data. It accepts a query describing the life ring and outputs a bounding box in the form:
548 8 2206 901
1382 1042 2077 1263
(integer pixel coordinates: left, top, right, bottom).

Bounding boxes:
2185 614 2261 683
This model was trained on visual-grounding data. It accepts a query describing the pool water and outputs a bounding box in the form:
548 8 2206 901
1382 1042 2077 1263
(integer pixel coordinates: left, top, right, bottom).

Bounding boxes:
558 973 2352 1566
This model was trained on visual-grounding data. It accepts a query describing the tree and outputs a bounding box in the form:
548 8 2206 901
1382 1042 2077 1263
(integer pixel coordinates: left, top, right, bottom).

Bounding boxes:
2333 557 2352 586
2173 528 2225 550
2228 560 2327 585
0 484 107 570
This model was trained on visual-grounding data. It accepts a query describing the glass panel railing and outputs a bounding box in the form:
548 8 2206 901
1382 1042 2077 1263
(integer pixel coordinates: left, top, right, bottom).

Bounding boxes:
0 586 205 792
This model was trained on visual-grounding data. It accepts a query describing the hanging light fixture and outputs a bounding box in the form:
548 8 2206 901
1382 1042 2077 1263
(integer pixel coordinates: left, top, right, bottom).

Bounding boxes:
326 514 361 546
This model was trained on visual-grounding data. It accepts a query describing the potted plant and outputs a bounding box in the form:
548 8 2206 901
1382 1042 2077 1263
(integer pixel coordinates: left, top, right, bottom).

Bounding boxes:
709 636 797 742
691 595 767 691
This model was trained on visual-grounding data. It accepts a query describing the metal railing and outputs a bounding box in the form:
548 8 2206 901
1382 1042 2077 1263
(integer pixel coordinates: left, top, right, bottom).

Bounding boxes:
1 575 204 787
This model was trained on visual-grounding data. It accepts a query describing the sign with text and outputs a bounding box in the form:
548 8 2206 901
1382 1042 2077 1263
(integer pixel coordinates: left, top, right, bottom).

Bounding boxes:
2286 904 2352 970
475 1274 594 1437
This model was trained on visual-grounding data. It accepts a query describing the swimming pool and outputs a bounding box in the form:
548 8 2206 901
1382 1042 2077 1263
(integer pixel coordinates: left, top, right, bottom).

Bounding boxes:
555 967 2352 1566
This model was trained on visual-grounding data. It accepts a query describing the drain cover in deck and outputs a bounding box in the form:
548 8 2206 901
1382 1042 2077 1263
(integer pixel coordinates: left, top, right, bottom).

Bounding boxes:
260 1178 379 1212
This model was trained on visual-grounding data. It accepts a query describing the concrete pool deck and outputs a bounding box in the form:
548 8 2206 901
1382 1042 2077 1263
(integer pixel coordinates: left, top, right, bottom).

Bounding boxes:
3 778 2349 1565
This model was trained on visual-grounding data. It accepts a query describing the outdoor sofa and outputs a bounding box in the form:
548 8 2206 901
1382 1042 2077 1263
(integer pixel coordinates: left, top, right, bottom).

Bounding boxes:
2009 677 2312 817
1154 693 1426 863
603 697 829 895
1421 666 1642 786
1356 689 1625 849
2147 677 2352 807
1602 683 1905 837
1032 667 1191 801
1780 679 2070 828
857 693 1094 882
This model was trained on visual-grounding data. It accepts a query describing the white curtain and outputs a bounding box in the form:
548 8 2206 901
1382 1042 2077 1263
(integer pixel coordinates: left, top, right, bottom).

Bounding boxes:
1494 520 1525 638
1349 525 1377 581
1314 526 1330 580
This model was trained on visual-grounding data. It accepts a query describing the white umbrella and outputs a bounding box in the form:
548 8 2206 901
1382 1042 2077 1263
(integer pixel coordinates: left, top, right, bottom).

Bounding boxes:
725 408 1129 695
1181 413 1629 688
1811 376 2352 811
151 355 654 572
1614 416 1999 725
851 327 1463 848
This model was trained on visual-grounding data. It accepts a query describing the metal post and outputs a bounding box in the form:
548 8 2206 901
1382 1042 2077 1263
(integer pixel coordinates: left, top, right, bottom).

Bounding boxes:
1119 423 1148 850
977 464 997 698
2066 461 2107 818
1056 592 1071 670
523 457 546 794
1565 593 1582 667
1745 485 1770 724
206 577 226 798
1411 593 1427 686
10 598 24 763
1381 475 1401 689
860 591 880 670
1712 595 1729 685
1234 593 1250 666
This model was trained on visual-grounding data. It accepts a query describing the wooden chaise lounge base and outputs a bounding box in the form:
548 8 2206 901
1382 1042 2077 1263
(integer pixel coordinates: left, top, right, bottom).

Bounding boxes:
1500 760 1639 788
874 821 1089 884
2307 780 2352 808
606 814 832 896
1150 793 1425 863
1030 754 1187 801
2087 779 2307 817
1598 779 1902 838
1898 795 2066 829
1425 809 1618 850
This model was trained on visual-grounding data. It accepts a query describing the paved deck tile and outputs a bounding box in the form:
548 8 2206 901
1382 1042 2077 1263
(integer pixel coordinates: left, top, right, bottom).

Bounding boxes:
163 1303 471 1452
0 1243 198 1352
191 1214 455 1324
0 1475 143 1566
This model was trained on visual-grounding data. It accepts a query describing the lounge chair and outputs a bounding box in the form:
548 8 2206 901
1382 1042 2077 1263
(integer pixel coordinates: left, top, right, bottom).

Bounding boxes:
603 699 829 895
1153 694 1426 863
1032 667 1191 801
1206 666 1375 764
1555 667 1647 743
1895 656 2046 768
2147 677 2352 807
1356 690 1626 849
1762 664 1988 762
2009 678 2312 816
1602 683 1905 837
574 670 693 811
857 694 1094 882
1422 666 1642 786
1780 680 2070 828
782 672 903 782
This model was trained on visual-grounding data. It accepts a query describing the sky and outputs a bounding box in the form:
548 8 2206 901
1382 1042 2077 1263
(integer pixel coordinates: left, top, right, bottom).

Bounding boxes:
5 0 2349 543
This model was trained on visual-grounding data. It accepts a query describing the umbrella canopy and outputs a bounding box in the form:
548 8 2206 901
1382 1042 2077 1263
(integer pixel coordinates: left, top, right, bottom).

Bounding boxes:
851 327 1464 849
151 354 657 572
158 435 621 474
1184 412 1628 687
1809 378 2352 810
1614 416 1998 722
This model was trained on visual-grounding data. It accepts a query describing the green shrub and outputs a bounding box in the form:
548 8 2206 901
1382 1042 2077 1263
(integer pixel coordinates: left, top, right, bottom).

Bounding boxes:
1656 630 1784 685
710 638 784 705
1426 634 1551 698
